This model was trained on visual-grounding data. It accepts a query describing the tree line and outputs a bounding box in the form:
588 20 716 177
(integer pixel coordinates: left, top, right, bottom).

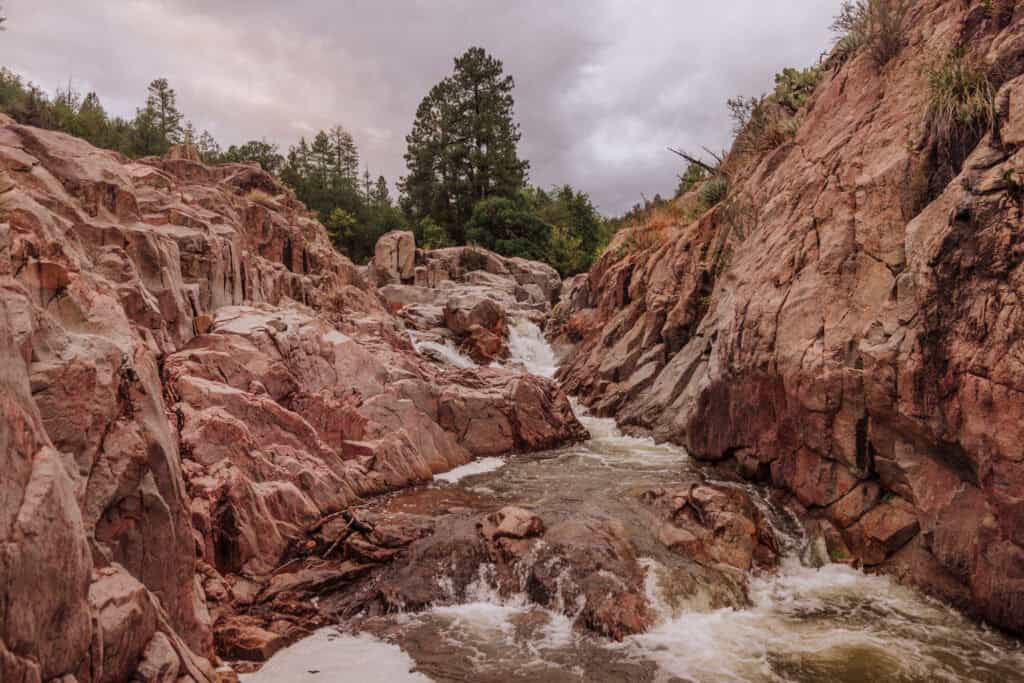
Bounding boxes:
0 47 610 275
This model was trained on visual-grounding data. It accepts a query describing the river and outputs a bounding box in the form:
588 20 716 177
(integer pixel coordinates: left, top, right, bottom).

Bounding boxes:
243 320 1024 683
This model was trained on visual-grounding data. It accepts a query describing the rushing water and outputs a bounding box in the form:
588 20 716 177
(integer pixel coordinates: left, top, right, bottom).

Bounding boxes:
245 319 1024 683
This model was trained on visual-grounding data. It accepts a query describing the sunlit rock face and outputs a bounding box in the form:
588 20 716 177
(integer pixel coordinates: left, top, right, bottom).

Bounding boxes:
0 120 585 679
555 0 1024 634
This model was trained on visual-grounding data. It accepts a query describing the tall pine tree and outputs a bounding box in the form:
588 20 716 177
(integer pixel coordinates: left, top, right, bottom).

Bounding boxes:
400 46 528 243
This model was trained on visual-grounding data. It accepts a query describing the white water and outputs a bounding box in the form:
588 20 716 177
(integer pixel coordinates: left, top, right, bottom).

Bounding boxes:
239 629 429 682
408 330 476 369
254 317 1024 682
433 456 506 484
504 318 558 378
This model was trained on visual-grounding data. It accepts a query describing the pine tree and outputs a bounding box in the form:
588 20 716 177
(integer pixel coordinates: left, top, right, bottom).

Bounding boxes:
328 125 359 186
400 46 528 243
373 175 390 206
196 130 220 161
145 78 183 150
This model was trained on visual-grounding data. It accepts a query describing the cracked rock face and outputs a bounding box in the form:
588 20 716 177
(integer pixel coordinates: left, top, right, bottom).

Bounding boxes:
555 0 1024 634
0 122 585 679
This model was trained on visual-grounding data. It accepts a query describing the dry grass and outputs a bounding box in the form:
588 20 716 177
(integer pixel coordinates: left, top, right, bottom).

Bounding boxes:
922 49 996 162
909 48 998 212
831 0 908 69
245 189 277 206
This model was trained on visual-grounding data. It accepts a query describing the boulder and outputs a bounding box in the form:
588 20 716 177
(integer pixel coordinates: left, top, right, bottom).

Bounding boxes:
443 294 509 361
371 230 416 285
479 506 545 541
640 483 778 571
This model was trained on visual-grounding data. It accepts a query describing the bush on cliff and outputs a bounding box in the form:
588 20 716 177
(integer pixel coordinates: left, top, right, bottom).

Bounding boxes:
701 177 729 207
922 49 996 175
831 0 908 69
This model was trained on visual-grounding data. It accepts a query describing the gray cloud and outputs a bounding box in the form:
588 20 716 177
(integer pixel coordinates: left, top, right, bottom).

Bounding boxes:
2 0 839 214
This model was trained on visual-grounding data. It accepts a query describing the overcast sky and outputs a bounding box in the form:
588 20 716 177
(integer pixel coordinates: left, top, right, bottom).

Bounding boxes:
2 1 839 214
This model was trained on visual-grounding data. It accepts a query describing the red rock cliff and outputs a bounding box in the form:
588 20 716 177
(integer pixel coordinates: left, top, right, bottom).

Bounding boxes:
558 0 1024 633
0 119 585 680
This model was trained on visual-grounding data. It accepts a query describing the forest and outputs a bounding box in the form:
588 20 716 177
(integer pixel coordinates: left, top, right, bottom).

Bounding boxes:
0 47 611 273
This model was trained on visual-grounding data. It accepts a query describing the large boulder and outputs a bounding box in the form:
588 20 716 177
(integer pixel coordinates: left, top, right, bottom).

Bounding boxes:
443 293 509 361
371 230 416 285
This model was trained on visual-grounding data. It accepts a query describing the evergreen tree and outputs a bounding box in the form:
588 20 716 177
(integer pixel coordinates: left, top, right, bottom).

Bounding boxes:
129 106 163 156
401 46 528 243
145 78 183 150
372 175 390 206
196 129 220 161
77 92 109 146
220 139 283 173
328 125 359 185
362 167 373 200
466 195 551 262
545 222 584 276
182 120 197 147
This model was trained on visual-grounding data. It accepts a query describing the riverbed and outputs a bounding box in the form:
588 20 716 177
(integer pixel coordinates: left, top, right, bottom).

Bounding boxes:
243 321 1024 683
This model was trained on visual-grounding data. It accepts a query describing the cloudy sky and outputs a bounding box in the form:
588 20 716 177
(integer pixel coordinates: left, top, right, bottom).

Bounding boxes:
2 1 839 214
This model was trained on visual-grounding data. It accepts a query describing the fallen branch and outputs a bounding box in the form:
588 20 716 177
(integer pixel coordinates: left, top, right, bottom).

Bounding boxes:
667 147 726 178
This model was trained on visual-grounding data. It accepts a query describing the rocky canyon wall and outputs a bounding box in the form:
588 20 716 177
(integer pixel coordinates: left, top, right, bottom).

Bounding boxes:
556 0 1024 633
0 119 584 681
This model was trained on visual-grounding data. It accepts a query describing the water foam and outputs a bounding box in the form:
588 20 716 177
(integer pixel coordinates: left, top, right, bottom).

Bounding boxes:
408 330 476 368
240 629 429 682
504 318 557 377
619 557 1024 682
433 456 506 484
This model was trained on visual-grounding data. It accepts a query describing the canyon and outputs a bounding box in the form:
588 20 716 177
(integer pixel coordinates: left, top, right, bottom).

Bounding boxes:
3 0 1024 680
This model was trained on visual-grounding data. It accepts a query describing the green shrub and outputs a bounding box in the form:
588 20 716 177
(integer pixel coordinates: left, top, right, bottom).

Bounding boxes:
921 49 996 185
675 162 708 197
727 96 793 158
700 177 729 206
923 49 996 160
460 246 489 272
464 196 552 263
773 67 823 113
719 194 757 242
624 225 665 254
414 216 453 249
831 0 908 69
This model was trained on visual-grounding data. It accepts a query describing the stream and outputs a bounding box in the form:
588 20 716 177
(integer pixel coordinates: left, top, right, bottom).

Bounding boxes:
244 321 1024 683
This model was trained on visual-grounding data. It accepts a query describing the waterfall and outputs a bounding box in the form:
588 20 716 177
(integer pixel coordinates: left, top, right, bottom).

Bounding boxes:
503 318 557 378
408 330 476 369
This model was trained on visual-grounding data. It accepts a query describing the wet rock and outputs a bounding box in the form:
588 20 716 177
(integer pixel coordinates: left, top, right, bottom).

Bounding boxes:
89 565 159 683
444 294 509 361
551 0 1024 634
0 120 590 678
134 632 180 683
214 617 288 662
479 506 545 541
640 484 778 571
525 519 654 640
827 482 882 528
847 497 920 566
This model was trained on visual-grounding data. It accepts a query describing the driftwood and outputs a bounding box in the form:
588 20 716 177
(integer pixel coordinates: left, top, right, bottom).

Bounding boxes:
667 147 727 177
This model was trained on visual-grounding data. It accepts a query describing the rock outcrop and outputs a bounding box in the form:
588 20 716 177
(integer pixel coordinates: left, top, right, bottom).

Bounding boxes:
556 0 1024 633
0 122 585 679
373 235 561 361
